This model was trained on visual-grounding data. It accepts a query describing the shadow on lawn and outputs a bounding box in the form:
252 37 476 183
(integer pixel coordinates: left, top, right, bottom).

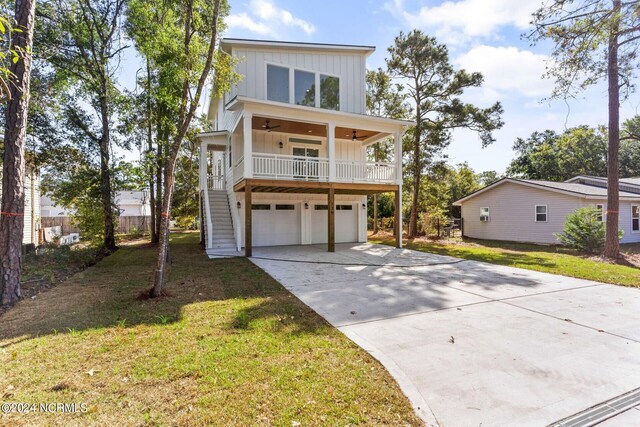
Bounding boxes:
0 233 326 346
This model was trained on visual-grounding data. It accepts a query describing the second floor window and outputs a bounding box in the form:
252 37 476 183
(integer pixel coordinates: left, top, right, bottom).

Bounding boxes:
295 70 315 107
266 63 340 111
320 75 339 110
267 64 289 103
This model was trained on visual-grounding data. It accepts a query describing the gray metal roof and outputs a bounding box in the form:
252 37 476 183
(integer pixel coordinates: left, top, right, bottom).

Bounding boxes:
519 179 640 197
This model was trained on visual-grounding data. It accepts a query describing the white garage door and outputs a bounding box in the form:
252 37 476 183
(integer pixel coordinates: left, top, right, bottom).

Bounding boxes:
311 203 358 244
252 203 301 246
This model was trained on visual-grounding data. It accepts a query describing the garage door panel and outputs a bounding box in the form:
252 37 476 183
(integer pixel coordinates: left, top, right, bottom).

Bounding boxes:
253 203 301 246
311 203 357 244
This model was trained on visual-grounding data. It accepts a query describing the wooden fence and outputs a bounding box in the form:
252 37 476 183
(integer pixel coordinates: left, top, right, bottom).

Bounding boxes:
41 216 151 235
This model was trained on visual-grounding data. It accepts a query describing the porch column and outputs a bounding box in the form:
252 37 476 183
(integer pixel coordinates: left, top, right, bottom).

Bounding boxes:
245 183 252 257
395 188 402 248
243 112 253 179
327 122 336 182
394 130 403 184
328 186 335 252
199 140 207 191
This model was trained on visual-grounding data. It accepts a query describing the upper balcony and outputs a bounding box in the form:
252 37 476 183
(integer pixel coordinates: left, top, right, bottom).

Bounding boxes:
200 97 412 192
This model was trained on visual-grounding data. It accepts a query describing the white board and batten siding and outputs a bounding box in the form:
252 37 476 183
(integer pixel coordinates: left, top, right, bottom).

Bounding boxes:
229 47 367 114
251 130 366 162
461 182 590 244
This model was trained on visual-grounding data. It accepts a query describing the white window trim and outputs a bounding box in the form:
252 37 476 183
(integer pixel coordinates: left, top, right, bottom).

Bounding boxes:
264 61 341 110
632 205 640 233
535 204 548 223
595 204 605 222
480 206 490 222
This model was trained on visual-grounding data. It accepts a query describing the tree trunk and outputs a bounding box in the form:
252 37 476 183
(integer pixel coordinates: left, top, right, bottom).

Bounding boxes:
147 60 158 243
0 0 37 307
155 136 163 241
151 0 222 297
99 79 116 252
373 194 378 234
408 168 421 237
604 0 620 259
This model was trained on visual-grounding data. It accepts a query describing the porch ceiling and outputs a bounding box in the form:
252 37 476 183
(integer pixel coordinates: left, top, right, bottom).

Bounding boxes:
234 178 399 195
251 116 384 141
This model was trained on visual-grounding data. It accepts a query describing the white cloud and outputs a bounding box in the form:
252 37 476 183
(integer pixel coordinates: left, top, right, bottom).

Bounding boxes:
386 0 541 44
226 0 315 38
456 45 553 99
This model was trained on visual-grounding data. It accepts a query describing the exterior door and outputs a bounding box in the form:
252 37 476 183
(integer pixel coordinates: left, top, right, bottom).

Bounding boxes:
292 147 319 180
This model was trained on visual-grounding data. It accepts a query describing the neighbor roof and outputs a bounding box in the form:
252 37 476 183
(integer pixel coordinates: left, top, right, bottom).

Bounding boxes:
220 38 376 55
453 177 640 205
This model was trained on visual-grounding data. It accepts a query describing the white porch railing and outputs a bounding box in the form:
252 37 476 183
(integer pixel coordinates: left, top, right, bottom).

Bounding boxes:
207 175 225 190
233 156 245 183
336 160 397 183
231 154 398 184
252 153 329 182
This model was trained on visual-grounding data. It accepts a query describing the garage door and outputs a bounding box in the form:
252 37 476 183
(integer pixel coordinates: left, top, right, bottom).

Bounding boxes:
252 203 301 246
311 203 358 244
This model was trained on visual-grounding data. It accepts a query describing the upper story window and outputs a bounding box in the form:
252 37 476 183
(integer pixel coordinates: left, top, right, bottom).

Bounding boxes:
320 75 339 110
266 63 340 111
295 70 315 107
267 64 289 103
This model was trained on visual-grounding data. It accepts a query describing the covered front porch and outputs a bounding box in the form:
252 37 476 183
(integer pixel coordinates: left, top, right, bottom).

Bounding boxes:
234 178 402 257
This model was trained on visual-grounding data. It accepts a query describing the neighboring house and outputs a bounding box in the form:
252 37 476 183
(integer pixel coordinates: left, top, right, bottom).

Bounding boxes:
0 164 41 246
42 191 151 218
41 191 151 235
453 176 640 245
199 38 411 256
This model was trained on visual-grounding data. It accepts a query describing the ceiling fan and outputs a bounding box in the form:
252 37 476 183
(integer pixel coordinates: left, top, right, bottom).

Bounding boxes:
261 120 281 133
352 130 368 141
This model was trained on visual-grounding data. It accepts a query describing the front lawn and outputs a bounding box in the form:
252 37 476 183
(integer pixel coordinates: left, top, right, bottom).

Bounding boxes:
0 233 421 426
370 232 640 287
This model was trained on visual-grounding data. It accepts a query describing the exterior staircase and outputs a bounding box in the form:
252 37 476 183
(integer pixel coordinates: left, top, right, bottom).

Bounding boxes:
206 190 236 255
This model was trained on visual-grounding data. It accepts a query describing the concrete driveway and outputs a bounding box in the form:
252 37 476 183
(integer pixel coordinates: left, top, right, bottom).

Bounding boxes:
250 243 640 427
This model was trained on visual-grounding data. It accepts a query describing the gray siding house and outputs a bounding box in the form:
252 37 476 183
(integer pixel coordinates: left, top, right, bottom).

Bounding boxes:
453 176 640 245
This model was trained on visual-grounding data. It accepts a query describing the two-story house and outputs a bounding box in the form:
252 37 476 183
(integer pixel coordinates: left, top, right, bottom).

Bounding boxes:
199 38 411 256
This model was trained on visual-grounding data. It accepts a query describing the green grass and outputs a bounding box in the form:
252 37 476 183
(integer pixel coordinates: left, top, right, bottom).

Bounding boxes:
370 234 640 287
1 233 421 426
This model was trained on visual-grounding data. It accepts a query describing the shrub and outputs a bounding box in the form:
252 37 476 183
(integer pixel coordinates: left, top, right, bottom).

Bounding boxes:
555 207 622 253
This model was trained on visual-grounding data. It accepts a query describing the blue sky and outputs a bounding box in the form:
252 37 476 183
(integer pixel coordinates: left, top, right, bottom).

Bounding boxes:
122 0 639 173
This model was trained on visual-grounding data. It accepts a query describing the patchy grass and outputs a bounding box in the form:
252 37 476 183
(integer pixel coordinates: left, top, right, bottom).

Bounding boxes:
1 232 421 426
11 244 106 313
370 232 640 287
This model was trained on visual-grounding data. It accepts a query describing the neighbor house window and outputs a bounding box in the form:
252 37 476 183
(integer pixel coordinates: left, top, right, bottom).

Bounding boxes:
336 205 353 210
633 205 640 232
320 75 339 110
595 204 604 222
480 207 490 222
295 70 315 107
535 205 548 222
267 64 289 103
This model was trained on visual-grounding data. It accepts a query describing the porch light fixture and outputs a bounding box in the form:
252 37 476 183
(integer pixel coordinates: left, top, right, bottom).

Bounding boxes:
362 203 366 208
278 141 283 149
237 201 241 209
305 203 309 209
